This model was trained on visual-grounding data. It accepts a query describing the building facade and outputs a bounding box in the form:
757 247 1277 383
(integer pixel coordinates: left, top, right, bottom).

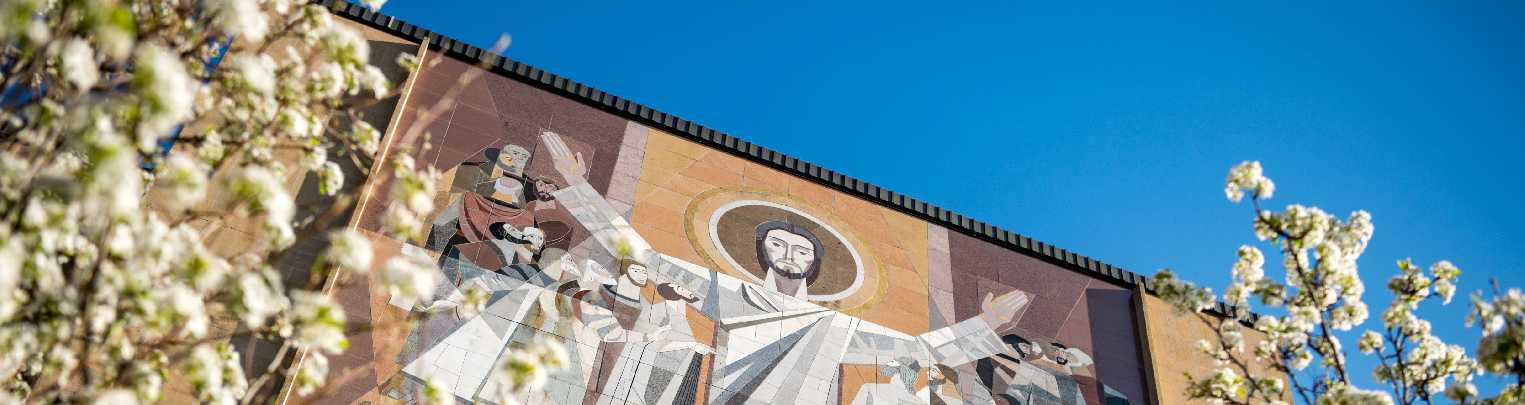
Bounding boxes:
306 3 1278 404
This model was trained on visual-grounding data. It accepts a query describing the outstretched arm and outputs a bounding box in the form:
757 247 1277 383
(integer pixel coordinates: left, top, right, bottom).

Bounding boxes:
918 290 1030 367
541 131 640 251
540 130 681 278
578 302 669 343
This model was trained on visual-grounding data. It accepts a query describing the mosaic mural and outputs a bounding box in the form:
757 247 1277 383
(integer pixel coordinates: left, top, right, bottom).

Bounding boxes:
323 53 1148 405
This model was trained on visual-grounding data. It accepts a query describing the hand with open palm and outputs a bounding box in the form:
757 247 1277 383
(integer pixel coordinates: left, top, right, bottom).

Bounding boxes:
977 290 1030 328
539 130 587 186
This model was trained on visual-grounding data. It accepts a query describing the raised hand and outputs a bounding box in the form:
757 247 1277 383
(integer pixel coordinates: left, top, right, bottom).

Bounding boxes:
580 259 613 286
539 130 587 185
556 254 580 279
977 290 1031 328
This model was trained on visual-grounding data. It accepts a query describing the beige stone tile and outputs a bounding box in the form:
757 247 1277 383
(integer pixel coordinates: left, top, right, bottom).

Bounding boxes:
662 174 716 198
881 212 929 251
640 149 697 178
872 241 914 271
681 161 744 188
631 204 686 237
636 227 702 266
638 185 693 214
632 178 663 204
743 164 794 192
658 135 713 161
704 152 749 175
788 178 838 206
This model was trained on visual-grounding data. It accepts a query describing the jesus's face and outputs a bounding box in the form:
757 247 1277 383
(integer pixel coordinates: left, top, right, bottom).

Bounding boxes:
761 229 816 278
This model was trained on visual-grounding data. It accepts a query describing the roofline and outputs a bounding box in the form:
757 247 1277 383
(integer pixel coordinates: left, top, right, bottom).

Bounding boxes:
317 0 1256 320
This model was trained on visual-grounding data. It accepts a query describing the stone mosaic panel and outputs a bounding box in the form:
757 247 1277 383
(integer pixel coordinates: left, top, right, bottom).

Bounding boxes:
321 51 1150 405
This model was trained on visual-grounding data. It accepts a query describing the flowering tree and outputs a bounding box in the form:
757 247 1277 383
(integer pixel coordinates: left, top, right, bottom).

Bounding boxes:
1154 161 1522 404
0 0 562 403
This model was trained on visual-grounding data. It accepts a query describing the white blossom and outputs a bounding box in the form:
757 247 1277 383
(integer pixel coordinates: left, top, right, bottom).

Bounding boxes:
293 352 330 396
156 154 209 211
226 53 277 95
423 375 453 405
187 344 247 404
350 121 381 156
56 38 99 90
323 229 373 273
166 284 210 338
133 43 196 152
227 165 295 236
378 249 439 304
383 205 424 241
1318 383 1392 405
1434 278 1456 305
390 155 437 215
360 65 389 98
396 52 420 72
1183 162 1496 404
94 389 139 405
290 291 347 353
1225 161 1275 203
458 285 490 318
0 0 409 401
237 272 285 329
1233 245 1265 283
318 161 344 195
319 25 369 67
1358 330 1384 354
1152 269 1215 313
310 62 346 98
210 0 269 41
0 238 22 320
1330 301 1368 331
95 24 133 62
492 347 550 399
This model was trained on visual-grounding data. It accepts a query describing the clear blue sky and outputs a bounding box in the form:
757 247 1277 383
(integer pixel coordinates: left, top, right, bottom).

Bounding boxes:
381 1 1525 401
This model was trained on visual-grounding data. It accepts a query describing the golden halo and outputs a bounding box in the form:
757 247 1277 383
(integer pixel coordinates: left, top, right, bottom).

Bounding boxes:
683 188 887 314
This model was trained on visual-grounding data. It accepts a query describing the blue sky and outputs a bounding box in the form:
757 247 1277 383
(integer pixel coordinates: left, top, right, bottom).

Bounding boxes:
380 0 1525 401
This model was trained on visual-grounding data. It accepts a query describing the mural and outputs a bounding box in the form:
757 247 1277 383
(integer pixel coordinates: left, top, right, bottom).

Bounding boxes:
325 53 1148 405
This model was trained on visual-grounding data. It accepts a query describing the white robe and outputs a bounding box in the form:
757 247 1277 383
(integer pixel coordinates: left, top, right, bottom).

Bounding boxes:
554 183 1011 404
391 247 564 403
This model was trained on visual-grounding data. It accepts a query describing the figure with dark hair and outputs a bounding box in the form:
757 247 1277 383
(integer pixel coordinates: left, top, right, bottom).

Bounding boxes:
658 282 701 303
633 282 717 405
753 220 825 299
974 332 1090 405
574 259 715 405
919 364 979 405
579 258 658 337
424 143 571 274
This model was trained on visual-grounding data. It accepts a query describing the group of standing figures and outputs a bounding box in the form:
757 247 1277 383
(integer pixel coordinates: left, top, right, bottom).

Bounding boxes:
378 131 1133 405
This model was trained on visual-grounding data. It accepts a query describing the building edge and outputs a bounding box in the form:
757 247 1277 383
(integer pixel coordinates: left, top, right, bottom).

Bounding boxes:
310 0 1260 323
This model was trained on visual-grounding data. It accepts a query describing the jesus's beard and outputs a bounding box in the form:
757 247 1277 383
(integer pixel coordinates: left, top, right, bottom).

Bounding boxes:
770 262 809 279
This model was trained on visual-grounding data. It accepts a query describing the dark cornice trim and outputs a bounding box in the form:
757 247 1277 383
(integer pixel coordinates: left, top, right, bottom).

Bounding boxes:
317 0 1257 321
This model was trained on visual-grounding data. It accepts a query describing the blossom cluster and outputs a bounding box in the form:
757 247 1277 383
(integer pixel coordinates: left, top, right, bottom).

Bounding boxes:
1158 161 1497 404
1468 287 1525 400
489 337 570 404
0 0 554 402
